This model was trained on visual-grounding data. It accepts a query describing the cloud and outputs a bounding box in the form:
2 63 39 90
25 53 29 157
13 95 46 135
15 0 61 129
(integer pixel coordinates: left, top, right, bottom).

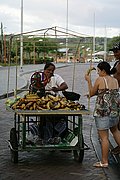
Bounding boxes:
0 0 120 37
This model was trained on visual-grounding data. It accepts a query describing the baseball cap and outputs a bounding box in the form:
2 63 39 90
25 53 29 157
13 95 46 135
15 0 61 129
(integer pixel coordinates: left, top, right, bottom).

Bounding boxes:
109 42 120 52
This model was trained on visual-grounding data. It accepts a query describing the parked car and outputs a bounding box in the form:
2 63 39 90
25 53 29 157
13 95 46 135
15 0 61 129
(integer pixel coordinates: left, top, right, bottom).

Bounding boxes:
87 57 103 63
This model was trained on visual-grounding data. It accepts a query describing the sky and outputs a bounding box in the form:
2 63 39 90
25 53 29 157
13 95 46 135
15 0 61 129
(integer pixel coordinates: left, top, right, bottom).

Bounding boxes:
0 0 120 38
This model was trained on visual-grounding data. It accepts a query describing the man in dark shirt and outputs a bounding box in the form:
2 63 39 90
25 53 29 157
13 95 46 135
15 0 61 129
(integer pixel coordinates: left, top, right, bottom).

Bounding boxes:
110 43 120 86
109 42 120 154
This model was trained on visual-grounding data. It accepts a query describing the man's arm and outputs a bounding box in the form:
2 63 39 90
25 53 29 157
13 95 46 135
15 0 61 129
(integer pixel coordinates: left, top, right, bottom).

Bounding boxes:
52 82 68 92
113 63 120 87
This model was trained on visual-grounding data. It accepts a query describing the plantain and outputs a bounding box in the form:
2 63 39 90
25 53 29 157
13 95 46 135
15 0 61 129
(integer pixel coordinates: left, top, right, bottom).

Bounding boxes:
61 97 67 101
54 95 61 102
29 106 33 110
11 98 25 109
42 104 47 109
12 101 20 110
60 104 65 109
25 102 34 109
60 100 67 106
48 94 57 101
62 107 70 110
36 100 42 105
33 102 37 110
87 67 96 75
25 94 39 99
44 95 50 102
41 96 49 102
24 99 37 102
17 105 21 109
36 105 45 110
46 101 51 109
46 100 54 109
66 102 75 108
20 103 26 109
53 102 61 110
11 92 86 111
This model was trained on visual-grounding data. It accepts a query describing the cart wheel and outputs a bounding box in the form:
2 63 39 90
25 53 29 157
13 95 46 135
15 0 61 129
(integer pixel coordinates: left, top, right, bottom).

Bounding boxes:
73 135 84 163
10 128 18 163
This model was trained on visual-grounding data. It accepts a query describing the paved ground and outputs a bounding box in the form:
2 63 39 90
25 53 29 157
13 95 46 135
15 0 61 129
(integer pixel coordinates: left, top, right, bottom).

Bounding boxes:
0 63 120 180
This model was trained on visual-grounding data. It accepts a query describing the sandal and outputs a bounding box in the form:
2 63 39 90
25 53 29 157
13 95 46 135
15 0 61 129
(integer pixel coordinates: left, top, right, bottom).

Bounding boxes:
93 161 108 168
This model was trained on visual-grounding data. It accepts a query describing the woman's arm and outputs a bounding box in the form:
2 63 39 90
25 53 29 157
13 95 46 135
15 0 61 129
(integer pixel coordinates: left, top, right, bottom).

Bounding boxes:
85 74 99 97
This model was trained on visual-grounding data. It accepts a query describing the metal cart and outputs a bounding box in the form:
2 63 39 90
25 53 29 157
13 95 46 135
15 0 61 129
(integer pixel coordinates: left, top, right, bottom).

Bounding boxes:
8 108 90 163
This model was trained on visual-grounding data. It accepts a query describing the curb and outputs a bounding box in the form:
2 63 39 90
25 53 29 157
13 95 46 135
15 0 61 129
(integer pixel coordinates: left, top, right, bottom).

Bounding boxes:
0 82 29 100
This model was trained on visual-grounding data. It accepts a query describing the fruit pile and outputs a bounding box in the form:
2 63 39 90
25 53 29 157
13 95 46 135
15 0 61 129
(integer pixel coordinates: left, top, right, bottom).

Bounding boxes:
9 94 85 111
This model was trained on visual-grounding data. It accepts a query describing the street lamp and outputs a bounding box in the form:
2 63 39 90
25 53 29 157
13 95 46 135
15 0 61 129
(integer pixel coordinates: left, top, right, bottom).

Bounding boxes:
66 0 68 62
104 25 107 61
20 0 23 71
0 23 6 63
93 12 95 59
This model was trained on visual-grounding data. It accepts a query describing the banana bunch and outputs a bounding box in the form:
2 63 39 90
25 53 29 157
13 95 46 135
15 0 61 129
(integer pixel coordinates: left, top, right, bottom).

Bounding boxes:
11 93 85 111
5 96 21 107
87 67 96 75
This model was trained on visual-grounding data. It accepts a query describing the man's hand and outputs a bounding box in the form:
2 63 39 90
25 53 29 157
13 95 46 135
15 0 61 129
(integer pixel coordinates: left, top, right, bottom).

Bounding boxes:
51 87 59 92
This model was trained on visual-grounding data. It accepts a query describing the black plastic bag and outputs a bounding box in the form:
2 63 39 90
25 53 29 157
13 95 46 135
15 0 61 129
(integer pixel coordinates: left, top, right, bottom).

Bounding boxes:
62 91 80 101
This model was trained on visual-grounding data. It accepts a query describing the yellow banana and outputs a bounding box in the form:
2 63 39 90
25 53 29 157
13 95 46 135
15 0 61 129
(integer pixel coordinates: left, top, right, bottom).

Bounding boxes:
46 101 53 109
26 94 39 99
48 94 55 100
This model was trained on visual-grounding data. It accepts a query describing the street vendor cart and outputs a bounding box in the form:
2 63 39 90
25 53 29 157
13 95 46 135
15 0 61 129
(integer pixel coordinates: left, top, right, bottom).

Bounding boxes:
5 32 92 164
6 68 90 164
7 104 90 163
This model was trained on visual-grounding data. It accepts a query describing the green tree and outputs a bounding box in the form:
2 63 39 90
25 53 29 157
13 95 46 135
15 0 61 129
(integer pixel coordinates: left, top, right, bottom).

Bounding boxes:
107 36 120 50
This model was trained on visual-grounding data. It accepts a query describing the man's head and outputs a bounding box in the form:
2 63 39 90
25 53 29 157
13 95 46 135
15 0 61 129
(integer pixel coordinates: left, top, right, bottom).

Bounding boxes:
109 42 120 60
44 62 55 79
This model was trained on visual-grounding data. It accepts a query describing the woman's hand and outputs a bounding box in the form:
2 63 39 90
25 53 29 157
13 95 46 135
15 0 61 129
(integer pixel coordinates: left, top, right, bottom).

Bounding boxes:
84 74 93 97
85 74 91 82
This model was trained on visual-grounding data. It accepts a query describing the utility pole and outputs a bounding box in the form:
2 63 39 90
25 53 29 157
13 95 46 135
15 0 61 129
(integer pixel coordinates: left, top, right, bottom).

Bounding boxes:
104 25 107 61
66 0 68 62
20 0 23 71
1 22 4 63
93 13 95 58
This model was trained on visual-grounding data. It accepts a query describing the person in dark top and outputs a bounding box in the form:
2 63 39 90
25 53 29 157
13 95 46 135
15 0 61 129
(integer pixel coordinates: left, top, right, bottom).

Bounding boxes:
109 42 120 154
110 42 120 87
